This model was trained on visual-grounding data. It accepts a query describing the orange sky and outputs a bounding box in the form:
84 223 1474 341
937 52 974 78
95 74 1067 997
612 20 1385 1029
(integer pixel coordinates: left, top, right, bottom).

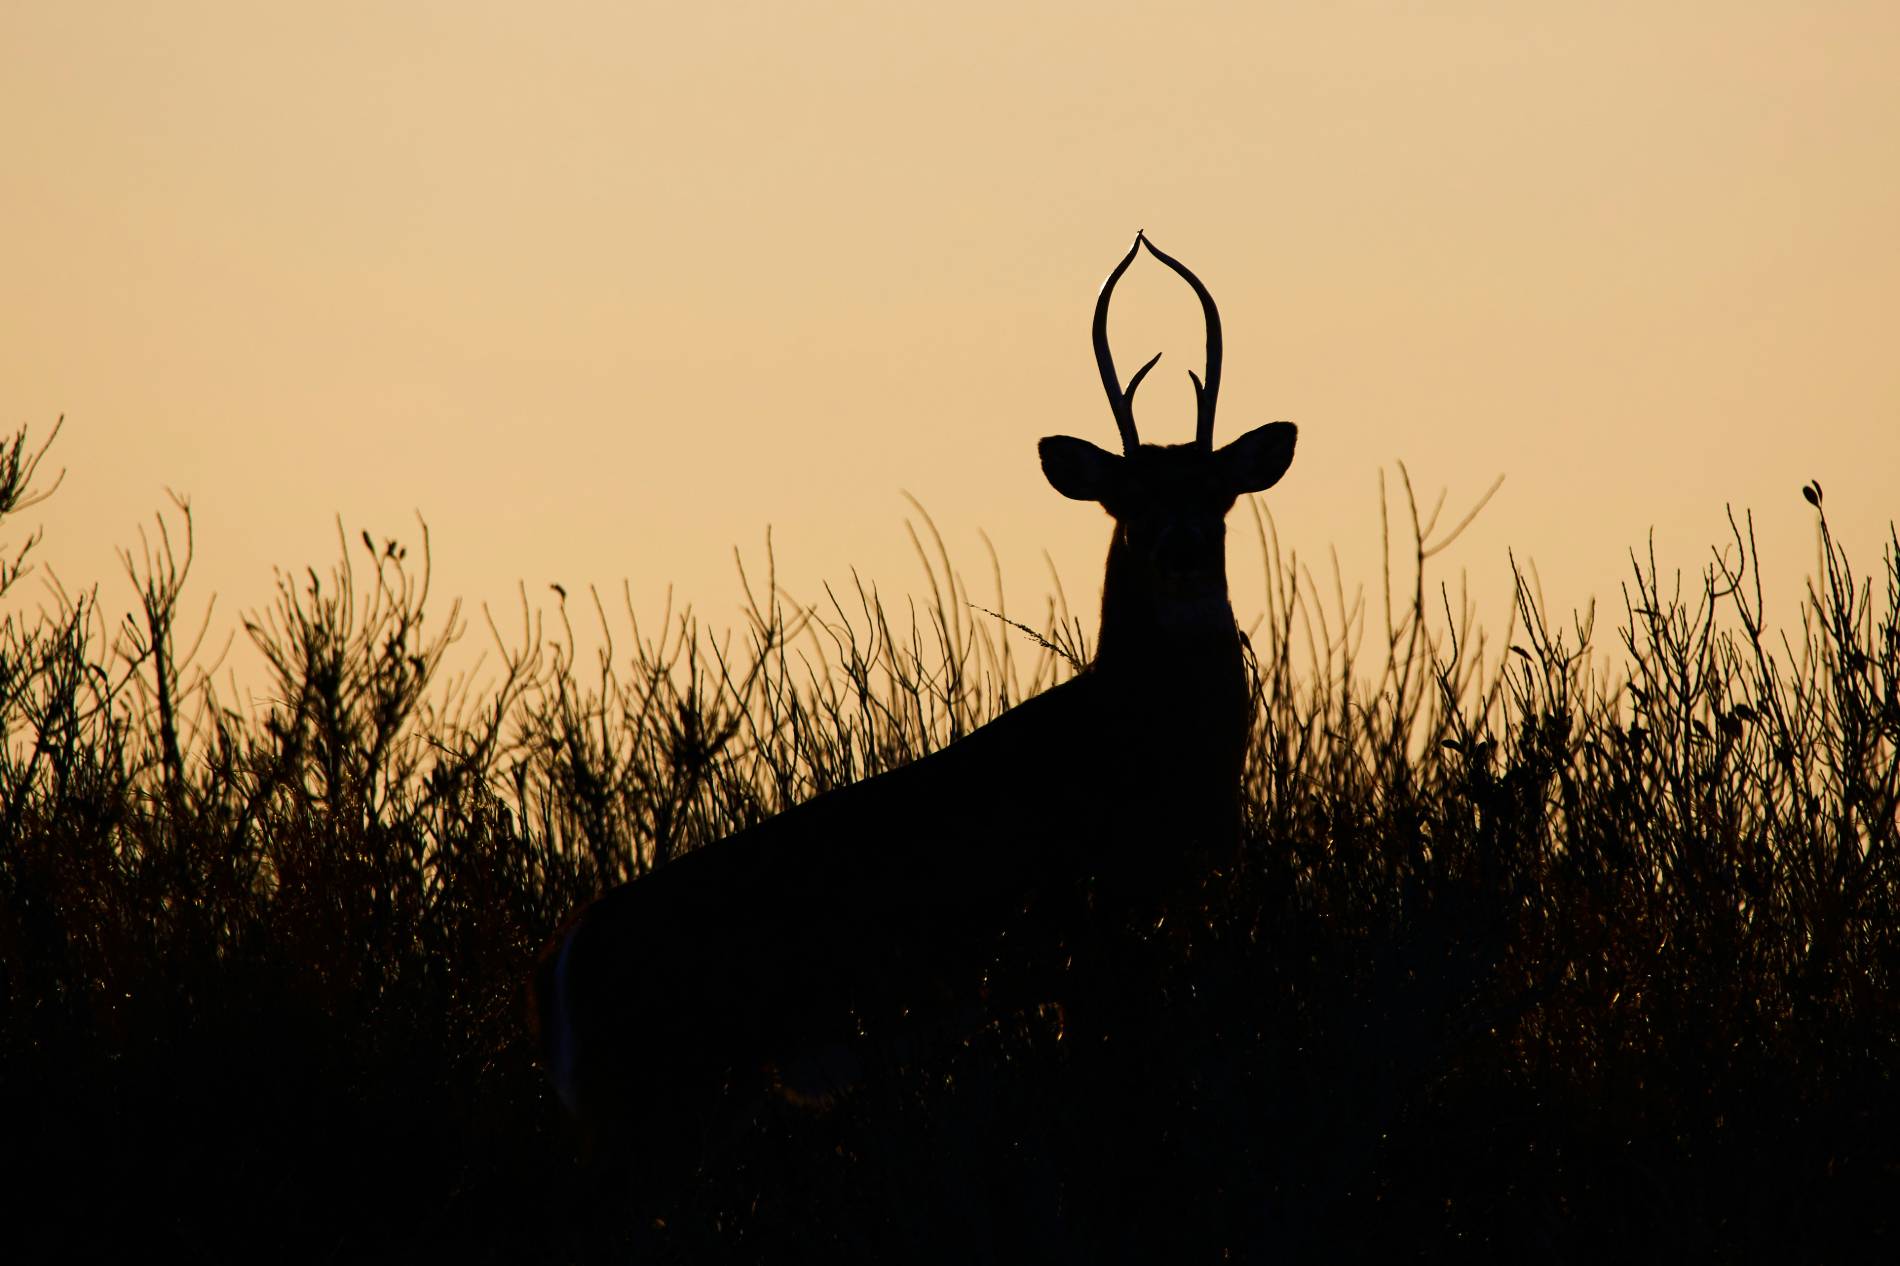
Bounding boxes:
4 2 1896 697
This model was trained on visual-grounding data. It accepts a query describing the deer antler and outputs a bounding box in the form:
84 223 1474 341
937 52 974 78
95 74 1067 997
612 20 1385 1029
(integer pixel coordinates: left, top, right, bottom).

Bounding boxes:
1094 233 1226 453
1093 235 1162 455
1137 235 1224 451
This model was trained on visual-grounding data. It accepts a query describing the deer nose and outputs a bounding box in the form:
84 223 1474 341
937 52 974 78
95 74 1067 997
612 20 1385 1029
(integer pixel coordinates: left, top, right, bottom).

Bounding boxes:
1156 522 1212 574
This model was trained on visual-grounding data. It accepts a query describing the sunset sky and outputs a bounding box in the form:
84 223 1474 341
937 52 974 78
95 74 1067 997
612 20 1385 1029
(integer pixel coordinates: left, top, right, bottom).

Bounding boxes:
5 2 1896 695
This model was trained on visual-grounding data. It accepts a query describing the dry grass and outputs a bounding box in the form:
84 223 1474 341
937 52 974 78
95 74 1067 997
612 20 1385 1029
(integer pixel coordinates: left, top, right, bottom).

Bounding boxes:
2 419 1894 1260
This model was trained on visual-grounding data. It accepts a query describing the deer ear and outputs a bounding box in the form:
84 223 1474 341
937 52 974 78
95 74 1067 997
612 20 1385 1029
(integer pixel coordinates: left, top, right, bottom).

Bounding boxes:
1216 421 1297 495
1039 435 1122 502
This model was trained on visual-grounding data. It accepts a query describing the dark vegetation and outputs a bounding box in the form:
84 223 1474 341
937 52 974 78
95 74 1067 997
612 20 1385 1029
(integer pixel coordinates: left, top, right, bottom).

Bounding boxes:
3 418 1895 1260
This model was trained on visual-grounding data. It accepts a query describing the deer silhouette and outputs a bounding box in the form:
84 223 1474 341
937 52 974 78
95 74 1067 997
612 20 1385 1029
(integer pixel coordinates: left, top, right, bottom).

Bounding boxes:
532 233 1297 1157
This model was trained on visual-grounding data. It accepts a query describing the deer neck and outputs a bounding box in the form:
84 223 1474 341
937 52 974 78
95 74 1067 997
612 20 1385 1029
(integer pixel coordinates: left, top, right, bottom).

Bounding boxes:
1089 530 1246 708
1084 527 1252 843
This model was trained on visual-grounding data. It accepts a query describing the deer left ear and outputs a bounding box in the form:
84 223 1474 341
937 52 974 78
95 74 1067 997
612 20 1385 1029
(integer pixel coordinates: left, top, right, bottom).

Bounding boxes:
1216 421 1297 495
1039 435 1123 503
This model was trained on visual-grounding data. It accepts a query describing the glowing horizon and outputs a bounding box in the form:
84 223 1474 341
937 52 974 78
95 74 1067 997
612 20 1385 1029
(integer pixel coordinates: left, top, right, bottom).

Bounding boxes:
4 2 1895 695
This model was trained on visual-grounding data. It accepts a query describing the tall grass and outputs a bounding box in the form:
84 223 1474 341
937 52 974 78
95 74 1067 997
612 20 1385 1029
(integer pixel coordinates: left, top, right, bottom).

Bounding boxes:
2 418 1893 1260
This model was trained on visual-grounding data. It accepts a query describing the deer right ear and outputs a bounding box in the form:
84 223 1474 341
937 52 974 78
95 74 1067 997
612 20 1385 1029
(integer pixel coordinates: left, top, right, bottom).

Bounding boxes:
1216 421 1297 495
1039 435 1122 502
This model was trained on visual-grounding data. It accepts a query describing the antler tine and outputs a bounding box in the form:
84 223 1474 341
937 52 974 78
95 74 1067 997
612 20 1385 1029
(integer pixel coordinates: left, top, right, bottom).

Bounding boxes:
1138 235 1224 451
1093 234 1154 455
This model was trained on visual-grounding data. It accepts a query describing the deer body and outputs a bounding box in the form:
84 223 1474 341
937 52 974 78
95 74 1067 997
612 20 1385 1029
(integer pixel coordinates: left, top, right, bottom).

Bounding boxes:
533 234 1296 1152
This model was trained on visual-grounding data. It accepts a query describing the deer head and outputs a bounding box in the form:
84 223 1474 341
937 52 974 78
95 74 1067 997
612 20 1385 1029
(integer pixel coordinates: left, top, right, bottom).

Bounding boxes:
1039 234 1296 665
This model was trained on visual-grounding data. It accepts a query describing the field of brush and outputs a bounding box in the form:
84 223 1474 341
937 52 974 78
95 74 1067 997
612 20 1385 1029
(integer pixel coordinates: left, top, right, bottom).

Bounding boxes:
3 419 1895 1262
